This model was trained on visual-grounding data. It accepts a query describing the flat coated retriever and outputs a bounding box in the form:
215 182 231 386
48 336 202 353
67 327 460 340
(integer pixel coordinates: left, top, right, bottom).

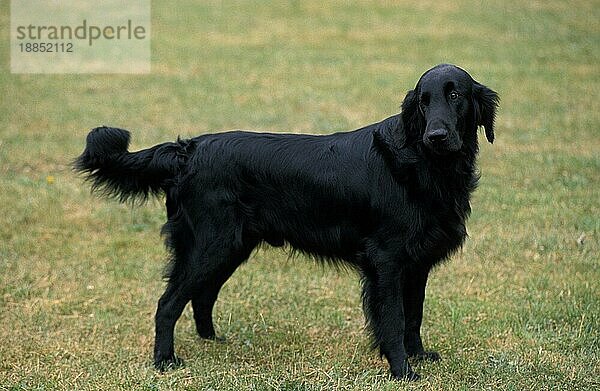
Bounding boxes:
75 64 499 380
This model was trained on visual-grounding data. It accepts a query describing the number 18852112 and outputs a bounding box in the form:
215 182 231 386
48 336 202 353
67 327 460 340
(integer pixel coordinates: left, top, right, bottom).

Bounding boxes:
19 42 73 53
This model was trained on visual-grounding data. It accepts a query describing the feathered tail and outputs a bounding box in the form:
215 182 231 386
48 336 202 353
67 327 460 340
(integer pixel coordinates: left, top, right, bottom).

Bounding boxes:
74 126 188 202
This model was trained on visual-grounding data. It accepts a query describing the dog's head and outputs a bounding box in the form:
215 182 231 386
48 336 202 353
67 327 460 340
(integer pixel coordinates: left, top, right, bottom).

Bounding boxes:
401 64 499 154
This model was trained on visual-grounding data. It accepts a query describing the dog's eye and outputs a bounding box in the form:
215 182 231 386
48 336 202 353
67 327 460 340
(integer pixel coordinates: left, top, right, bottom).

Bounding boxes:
449 91 459 100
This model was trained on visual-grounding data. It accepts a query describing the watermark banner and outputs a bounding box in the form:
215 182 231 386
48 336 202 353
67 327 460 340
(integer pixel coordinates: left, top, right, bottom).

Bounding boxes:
11 0 151 74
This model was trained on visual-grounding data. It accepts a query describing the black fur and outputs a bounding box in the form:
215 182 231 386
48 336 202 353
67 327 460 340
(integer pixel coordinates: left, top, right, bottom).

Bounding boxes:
74 64 499 380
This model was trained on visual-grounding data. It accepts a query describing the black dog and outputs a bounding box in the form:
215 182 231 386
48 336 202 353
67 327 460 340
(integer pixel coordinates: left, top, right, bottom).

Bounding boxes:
75 64 499 380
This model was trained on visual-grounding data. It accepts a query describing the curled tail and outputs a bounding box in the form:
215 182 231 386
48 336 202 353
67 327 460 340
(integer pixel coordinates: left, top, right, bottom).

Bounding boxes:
74 126 189 202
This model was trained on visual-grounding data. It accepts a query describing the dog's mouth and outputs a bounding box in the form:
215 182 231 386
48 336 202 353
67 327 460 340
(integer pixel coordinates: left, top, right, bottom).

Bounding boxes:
423 138 462 155
422 127 462 155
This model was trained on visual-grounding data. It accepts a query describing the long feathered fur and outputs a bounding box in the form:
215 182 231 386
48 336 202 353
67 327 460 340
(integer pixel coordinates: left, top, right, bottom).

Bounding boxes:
73 126 191 203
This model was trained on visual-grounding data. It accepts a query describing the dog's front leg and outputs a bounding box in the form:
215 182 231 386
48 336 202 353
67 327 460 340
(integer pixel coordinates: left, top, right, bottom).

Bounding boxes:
403 266 441 362
362 265 419 381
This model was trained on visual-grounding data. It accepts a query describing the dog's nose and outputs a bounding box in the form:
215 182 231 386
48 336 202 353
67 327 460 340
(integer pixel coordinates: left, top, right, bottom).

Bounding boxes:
427 129 448 143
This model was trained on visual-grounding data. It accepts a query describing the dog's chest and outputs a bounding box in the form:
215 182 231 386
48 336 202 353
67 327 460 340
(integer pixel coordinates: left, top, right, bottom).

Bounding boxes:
402 172 473 265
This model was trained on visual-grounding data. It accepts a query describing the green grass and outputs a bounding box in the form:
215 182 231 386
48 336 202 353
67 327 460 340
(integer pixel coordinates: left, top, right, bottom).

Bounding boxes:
1 1 598 390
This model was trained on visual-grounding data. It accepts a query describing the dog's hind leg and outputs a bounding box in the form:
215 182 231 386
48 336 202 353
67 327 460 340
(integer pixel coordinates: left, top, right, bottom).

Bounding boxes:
153 195 195 370
153 239 249 370
191 280 228 340
191 241 256 340
154 193 257 370
153 275 191 370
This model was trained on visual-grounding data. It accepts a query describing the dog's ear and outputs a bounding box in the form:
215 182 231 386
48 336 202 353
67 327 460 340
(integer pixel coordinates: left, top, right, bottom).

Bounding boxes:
401 89 418 112
401 89 424 141
472 82 500 143
372 114 419 180
401 89 420 121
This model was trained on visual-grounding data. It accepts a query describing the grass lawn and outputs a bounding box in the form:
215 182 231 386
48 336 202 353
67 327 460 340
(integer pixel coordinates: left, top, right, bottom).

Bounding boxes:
1 1 598 390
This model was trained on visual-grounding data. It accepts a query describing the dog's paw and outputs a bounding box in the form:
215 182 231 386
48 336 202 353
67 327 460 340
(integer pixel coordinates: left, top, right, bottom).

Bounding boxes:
200 334 226 343
197 325 227 342
410 350 442 362
154 355 184 372
390 361 421 381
